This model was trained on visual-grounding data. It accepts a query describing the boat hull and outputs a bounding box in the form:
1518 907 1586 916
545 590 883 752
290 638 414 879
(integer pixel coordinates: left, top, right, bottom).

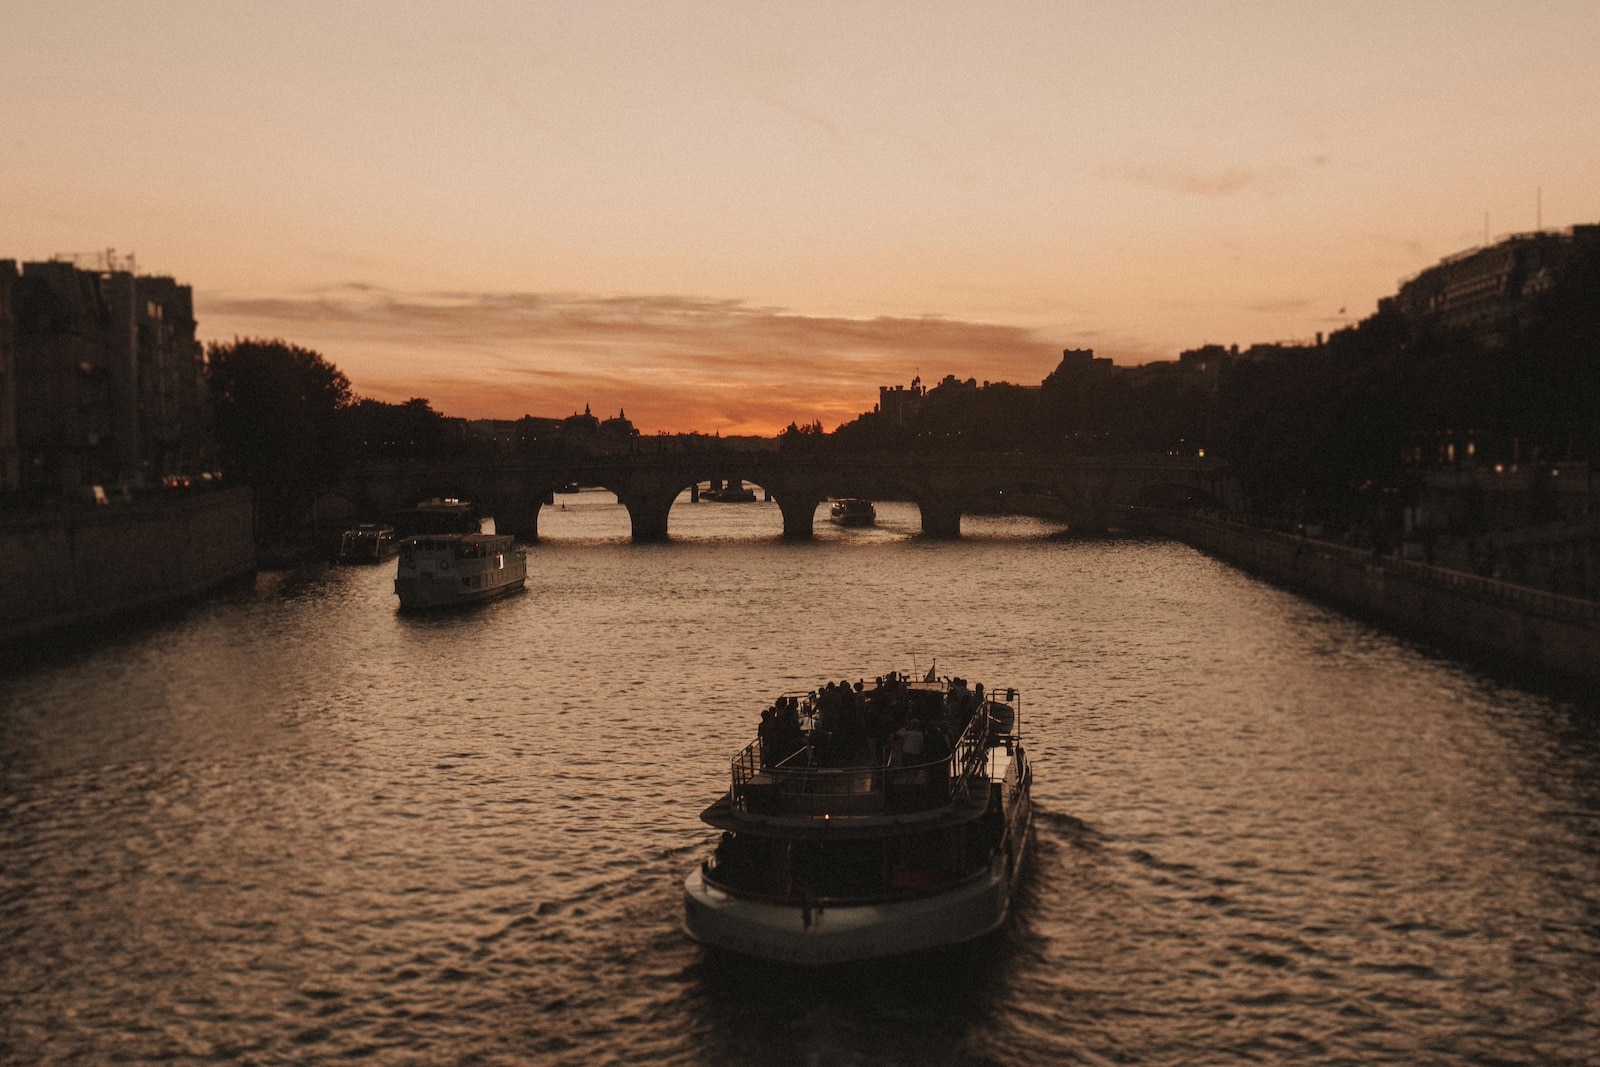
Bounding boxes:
683 862 1013 966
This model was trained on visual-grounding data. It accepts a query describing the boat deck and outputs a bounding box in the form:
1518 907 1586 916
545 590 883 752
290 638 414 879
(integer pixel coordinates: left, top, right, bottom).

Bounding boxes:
714 680 1020 832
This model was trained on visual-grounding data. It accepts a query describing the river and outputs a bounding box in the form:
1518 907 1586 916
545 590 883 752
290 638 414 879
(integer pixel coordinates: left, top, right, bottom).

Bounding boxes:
3 491 1597 1065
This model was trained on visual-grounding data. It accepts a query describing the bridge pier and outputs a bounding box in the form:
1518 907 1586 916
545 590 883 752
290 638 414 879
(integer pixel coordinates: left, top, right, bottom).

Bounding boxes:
496 492 550 543
616 487 677 543
917 498 964 539
774 492 824 540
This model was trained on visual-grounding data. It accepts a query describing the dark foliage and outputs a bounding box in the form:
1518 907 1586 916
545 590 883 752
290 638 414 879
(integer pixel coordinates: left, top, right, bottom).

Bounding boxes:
828 235 1600 534
207 338 352 538
340 397 451 460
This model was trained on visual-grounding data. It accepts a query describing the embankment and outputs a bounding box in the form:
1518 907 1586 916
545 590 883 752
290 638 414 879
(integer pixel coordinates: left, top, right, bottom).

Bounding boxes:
1131 508 1600 686
0 487 256 643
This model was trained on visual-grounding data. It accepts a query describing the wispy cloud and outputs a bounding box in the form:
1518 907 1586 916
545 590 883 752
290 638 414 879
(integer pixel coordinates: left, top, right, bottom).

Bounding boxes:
1099 156 1299 198
759 93 848 146
197 286 1070 434
1242 296 1313 314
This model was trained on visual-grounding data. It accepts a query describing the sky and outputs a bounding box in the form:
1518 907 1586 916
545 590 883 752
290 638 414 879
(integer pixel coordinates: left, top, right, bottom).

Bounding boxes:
5 1 1599 433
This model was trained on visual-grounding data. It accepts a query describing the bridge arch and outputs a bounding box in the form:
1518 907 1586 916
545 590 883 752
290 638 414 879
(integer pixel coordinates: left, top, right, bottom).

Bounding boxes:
603 465 791 542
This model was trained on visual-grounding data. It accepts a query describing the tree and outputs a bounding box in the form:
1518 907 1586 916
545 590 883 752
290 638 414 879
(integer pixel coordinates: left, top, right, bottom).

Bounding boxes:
341 396 450 459
207 338 352 538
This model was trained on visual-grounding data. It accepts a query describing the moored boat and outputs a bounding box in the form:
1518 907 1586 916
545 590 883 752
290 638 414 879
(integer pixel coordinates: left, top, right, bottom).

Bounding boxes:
703 480 758 503
684 672 1031 965
336 523 399 564
829 498 877 527
393 532 527 610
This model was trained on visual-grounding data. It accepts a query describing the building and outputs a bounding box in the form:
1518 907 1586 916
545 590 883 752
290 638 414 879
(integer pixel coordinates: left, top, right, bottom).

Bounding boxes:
878 377 925 425
1040 348 1114 391
1382 224 1600 340
2 257 210 497
563 404 601 435
598 409 638 439
0 263 17 490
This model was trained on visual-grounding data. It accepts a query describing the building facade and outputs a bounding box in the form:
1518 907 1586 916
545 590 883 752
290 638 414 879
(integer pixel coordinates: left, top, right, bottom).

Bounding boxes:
0 263 18 490
1 258 210 498
1382 224 1600 340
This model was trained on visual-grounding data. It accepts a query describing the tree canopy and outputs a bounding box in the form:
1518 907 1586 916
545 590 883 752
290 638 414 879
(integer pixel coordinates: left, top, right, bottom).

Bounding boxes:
207 338 352 538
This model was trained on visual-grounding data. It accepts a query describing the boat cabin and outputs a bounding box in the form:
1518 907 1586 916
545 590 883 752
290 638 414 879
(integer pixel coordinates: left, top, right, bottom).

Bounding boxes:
398 532 516 564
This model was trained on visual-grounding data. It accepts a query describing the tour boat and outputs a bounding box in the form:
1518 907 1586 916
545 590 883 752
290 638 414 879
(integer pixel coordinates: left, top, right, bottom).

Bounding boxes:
684 673 1031 965
393 532 527 610
828 498 877 527
337 523 399 564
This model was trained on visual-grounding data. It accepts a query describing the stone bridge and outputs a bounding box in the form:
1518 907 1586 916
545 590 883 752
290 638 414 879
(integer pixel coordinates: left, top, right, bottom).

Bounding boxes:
326 447 1234 543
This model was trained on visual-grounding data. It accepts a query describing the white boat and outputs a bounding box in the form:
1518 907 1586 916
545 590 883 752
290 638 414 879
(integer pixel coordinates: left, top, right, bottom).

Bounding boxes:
829 498 877 526
393 532 527 610
684 673 1031 965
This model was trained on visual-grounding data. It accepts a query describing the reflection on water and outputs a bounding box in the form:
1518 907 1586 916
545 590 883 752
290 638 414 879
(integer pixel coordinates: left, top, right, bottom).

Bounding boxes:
2 491 1598 1065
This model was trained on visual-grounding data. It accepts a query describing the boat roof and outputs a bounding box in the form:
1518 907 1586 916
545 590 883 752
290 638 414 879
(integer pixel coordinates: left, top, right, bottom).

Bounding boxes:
402 532 514 546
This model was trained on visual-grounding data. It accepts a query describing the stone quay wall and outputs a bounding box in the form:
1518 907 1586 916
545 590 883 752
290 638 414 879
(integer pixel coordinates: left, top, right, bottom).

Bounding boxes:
1132 508 1600 686
0 487 255 643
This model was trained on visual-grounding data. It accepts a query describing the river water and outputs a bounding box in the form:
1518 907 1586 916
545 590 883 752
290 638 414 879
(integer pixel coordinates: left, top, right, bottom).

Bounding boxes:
3 492 1597 1066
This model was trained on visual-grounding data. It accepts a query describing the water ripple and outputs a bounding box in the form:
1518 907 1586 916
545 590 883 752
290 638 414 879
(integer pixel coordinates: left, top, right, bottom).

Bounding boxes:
3 498 1598 1064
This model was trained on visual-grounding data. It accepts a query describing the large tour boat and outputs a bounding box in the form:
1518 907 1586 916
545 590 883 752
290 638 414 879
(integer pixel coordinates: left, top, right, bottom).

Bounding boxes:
684 672 1031 965
393 532 527 610
828 498 877 527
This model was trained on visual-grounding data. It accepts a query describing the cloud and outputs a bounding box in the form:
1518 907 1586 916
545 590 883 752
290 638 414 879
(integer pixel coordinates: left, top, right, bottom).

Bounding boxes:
1100 156 1296 197
759 93 847 146
196 286 1073 434
1242 296 1313 314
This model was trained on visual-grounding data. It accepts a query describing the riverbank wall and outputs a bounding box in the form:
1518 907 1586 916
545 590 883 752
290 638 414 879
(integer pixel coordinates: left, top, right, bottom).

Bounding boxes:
1130 508 1600 686
0 487 255 643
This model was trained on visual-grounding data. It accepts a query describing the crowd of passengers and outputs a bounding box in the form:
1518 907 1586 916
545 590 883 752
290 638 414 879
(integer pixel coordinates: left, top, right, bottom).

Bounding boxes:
757 672 992 770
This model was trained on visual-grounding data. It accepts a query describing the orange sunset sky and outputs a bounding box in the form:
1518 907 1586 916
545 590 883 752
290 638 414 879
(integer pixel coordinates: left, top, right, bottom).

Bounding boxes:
6 2 1600 434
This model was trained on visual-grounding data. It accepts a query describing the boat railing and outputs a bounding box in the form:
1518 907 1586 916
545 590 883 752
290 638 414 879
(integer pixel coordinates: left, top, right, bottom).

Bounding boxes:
729 692 1019 818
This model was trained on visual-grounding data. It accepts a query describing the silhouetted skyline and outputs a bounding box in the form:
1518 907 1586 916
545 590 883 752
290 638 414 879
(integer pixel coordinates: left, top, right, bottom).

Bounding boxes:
7 2 1600 432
